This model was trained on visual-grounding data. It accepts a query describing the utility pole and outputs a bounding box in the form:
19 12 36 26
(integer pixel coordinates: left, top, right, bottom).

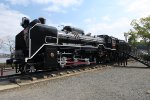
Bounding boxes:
124 32 129 42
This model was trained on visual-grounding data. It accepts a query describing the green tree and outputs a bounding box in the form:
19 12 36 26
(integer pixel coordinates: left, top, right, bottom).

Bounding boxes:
127 29 138 47
130 16 150 54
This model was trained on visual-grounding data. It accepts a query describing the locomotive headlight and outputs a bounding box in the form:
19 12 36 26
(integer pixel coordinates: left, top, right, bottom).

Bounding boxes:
49 52 55 58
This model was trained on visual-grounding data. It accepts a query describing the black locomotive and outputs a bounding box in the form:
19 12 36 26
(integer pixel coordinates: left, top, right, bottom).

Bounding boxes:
7 17 131 73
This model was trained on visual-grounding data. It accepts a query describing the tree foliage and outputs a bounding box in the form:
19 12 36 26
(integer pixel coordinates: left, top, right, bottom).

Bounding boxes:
0 36 15 54
127 29 138 47
127 15 150 54
131 16 150 42
0 39 4 49
4 36 15 54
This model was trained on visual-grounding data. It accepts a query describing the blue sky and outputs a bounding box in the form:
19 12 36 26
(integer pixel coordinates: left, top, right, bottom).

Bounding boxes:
0 0 150 40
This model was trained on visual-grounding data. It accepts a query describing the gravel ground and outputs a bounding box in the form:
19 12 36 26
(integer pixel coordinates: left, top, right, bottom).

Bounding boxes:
0 61 150 100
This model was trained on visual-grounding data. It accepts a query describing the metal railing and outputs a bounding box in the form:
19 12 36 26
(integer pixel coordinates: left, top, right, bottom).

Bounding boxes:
127 48 150 67
0 64 15 76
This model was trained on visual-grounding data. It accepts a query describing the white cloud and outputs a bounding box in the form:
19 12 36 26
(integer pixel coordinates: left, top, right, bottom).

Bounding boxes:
101 16 111 21
6 0 83 13
118 0 150 17
83 18 93 23
31 0 52 4
44 0 83 13
6 0 29 6
7 0 83 6
83 0 150 40
49 0 83 8
44 5 66 13
84 17 132 40
29 0 83 7
0 3 28 37
60 22 74 26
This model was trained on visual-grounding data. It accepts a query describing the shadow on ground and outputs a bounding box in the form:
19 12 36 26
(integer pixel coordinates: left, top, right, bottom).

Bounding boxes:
113 65 149 69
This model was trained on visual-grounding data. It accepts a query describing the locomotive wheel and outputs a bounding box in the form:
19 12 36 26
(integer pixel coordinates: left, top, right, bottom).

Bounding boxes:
19 63 33 74
19 64 29 74
19 64 25 74
24 64 31 73
97 45 105 64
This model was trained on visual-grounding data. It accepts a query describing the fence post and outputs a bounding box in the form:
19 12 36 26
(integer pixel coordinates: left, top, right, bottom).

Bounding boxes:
1 67 3 76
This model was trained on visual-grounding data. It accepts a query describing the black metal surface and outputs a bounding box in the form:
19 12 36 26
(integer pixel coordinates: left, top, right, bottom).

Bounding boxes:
15 31 28 57
30 24 57 56
12 22 131 75
62 26 84 35
44 46 58 68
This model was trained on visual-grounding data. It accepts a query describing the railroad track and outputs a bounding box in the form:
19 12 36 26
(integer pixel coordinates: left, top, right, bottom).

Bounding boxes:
0 64 111 86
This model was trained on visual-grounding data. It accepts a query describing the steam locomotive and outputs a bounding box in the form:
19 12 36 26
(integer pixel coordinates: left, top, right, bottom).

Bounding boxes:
7 17 131 74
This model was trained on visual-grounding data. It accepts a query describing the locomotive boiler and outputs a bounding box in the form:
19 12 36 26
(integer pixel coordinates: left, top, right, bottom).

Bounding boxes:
7 17 130 74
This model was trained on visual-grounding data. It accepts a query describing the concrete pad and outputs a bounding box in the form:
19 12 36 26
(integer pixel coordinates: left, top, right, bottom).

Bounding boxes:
9 78 21 84
78 69 82 71
0 81 19 91
31 77 37 81
66 71 71 74
59 72 64 76
43 75 48 79
147 90 150 94
72 70 77 73
51 74 56 77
